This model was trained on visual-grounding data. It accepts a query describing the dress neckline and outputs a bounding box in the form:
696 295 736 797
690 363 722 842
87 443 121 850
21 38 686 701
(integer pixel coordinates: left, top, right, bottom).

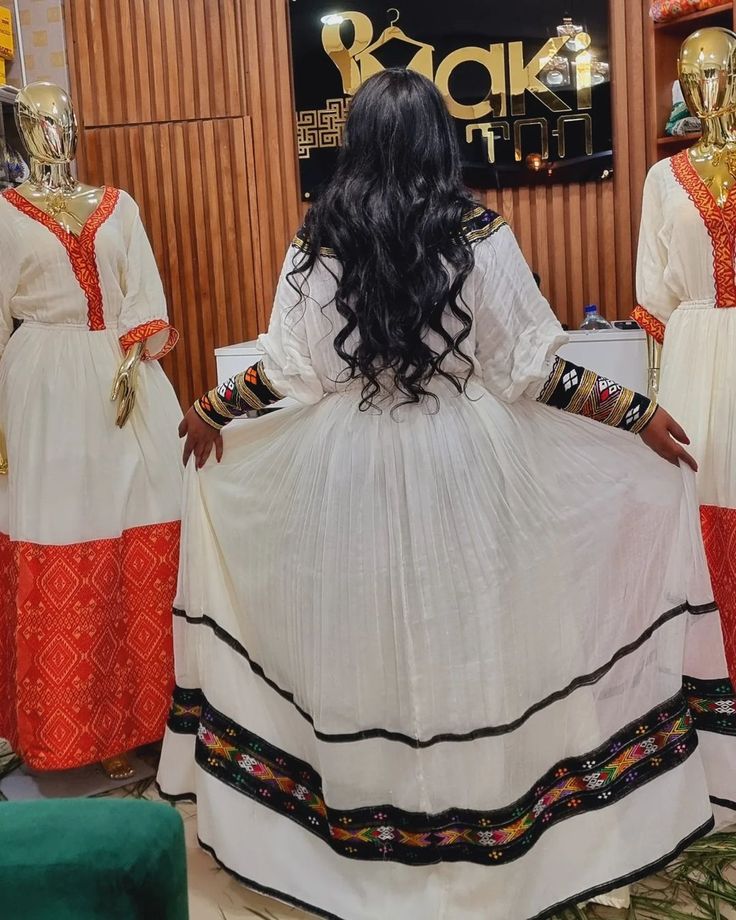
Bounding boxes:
671 150 736 308
2 186 120 331
676 149 736 218
2 186 115 241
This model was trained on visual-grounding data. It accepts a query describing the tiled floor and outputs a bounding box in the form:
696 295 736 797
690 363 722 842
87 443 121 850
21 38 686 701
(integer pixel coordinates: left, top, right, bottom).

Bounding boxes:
166 795 313 920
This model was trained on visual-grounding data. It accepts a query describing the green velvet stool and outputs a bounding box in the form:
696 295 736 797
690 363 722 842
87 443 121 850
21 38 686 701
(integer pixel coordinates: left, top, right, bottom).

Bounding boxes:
0 798 189 920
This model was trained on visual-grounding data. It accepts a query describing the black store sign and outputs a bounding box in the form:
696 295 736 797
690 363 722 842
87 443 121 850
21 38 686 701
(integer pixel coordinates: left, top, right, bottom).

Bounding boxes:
289 1 612 196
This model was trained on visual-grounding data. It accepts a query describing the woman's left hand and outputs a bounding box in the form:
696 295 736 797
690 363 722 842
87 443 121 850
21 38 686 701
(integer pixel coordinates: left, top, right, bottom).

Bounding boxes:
179 407 224 469
639 407 698 472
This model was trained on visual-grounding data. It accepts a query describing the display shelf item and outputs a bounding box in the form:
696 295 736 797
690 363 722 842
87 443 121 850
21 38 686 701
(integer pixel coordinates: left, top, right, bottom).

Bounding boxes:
654 2 733 30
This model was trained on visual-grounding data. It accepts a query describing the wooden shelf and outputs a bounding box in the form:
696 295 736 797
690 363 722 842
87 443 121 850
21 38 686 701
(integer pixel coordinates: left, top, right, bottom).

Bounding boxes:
657 132 701 147
654 2 733 31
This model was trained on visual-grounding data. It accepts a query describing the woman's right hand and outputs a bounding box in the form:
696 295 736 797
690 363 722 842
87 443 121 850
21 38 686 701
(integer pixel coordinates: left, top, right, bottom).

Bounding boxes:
639 407 697 472
179 407 224 469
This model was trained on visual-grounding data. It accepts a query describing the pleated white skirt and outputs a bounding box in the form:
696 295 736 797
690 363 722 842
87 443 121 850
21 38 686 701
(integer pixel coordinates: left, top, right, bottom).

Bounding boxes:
159 383 736 920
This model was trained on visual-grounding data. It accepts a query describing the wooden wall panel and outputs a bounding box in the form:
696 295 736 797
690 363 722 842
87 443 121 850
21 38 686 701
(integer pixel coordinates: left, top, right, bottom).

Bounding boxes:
241 0 303 320
480 1 651 329
78 119 262 408
64 0 653 405
65 0 244 125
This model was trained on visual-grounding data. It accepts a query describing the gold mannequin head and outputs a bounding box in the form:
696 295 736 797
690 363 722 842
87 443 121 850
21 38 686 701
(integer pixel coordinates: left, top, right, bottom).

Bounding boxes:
678 27 736 122
14 81 78 165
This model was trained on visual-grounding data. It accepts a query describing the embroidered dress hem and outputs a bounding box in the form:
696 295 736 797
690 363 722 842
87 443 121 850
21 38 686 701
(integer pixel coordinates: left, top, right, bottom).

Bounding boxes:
0 523 179 771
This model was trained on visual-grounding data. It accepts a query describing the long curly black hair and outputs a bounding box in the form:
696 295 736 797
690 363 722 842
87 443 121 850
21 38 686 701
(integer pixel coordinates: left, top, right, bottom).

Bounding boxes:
288 68 479 410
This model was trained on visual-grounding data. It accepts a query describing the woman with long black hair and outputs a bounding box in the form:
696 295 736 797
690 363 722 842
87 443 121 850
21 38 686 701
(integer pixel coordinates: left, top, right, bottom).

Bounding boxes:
158 70 736 919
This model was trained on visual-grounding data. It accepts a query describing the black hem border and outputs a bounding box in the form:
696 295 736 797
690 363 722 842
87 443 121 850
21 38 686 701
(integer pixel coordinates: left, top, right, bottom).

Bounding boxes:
173 601 715 748
156 780 197 805
710 795 736 812
194 817 715 920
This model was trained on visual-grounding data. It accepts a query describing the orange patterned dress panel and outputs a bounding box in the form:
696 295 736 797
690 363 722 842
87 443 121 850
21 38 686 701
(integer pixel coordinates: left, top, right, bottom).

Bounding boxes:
670 151 736 309
700 506 736 685
0 521 180 771
119 319 180 360
2 187 120 331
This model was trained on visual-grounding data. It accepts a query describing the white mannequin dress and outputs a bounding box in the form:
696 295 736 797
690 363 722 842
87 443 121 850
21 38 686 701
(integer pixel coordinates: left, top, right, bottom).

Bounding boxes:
636 150 736 684
0 187 182 771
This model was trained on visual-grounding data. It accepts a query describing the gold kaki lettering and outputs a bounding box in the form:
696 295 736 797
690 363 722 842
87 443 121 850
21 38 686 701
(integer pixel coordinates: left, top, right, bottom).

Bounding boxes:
508 37 571 115
435 45 506 119
321 12 374 96
322 17 589 117
318 15 600 164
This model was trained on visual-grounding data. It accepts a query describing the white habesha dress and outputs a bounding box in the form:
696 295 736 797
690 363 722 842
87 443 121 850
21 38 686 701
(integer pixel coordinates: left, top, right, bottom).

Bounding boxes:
0 187 182 772
635 150 736 686
159 212 736 920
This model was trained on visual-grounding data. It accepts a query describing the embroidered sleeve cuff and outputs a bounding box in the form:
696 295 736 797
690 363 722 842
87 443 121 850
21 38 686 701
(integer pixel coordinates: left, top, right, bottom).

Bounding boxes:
194 396 229 430
538 357 656 433
120 319 180 360
628 399 659 435
193 362 283 430
632 306 665 345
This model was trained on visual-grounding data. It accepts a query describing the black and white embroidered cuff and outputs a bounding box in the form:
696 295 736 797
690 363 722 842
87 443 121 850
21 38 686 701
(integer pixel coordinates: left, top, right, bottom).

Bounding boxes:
194 361 282 430
537 357 657 435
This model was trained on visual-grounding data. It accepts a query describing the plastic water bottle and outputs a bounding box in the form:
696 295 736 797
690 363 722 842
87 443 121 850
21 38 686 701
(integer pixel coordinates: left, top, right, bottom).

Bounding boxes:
580 305 613 330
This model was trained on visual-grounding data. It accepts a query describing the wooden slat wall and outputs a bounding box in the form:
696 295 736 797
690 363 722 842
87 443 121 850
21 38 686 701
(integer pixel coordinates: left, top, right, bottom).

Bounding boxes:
481 1 652 328
63 0 652 404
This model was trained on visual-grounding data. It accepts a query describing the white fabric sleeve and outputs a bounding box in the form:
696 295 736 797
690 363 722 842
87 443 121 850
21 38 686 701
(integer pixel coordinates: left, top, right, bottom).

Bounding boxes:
473 224 569 402
636 167 679 330
0 222 18 362
258 247 324 405
119 194 178 360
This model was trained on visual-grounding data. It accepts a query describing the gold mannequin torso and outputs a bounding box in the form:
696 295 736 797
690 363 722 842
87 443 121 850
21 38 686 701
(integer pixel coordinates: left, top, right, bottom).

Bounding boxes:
688 143 736 207
13 180 105 237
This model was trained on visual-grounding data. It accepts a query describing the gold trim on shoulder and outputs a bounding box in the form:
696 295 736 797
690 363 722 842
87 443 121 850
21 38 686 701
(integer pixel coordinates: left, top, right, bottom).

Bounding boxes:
461 209 507 244
293 209 507 255
292 232 336 258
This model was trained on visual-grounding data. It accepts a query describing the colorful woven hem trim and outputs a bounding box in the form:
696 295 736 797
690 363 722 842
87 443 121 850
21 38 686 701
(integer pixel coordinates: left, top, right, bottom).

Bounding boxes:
163 684 714 867
120 319 179 360
632 306 665 345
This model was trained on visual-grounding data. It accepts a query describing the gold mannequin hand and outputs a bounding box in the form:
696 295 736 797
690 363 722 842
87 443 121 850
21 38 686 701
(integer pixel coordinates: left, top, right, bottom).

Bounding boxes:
647 334 662 400
111 341 144 428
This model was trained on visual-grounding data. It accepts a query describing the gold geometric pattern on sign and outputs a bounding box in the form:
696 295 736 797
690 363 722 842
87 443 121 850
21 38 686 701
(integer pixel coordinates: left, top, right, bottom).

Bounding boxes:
296 98 348 159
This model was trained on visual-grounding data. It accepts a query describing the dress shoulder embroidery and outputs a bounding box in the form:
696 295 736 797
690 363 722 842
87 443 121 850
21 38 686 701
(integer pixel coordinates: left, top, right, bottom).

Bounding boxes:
292 229 336 259
292 207 507 256
460 207 506 244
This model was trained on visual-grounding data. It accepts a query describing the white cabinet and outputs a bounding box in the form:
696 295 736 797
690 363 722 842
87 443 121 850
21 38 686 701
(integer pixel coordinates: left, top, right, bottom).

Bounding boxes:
215 341 261 384
558 329 648 394
214 342 296 409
